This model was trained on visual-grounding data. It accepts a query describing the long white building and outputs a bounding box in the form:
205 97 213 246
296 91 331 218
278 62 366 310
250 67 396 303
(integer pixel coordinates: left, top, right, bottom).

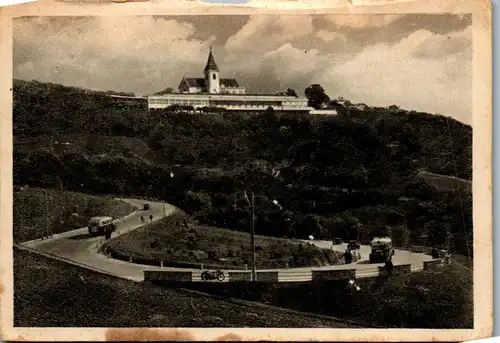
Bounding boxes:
148 48 334 114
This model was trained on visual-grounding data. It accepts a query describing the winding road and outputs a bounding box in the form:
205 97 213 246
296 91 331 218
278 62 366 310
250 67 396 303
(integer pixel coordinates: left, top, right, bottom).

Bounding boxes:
18 198 434 282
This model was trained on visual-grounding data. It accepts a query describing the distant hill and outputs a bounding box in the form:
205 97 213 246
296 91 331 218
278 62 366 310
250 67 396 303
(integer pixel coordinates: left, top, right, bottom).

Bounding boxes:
13 79 473 255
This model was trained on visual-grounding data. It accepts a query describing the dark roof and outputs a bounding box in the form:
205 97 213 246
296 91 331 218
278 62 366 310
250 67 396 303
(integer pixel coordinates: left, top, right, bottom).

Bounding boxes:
220 78 240 87
183 78 206 88
182 77 241 89
204 47 220 72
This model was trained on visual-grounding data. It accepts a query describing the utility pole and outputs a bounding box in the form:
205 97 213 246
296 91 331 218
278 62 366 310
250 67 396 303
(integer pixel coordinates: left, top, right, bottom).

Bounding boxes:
45 189 50 238
251 191 257 282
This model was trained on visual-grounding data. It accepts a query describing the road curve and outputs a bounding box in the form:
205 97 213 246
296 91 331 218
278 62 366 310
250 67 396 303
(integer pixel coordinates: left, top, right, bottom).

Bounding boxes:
18 198 433 282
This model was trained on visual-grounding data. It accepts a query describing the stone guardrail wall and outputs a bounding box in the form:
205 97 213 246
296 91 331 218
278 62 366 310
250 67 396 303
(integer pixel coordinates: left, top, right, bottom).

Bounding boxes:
312 269 356 281
144 270 193 282
143 257 451 283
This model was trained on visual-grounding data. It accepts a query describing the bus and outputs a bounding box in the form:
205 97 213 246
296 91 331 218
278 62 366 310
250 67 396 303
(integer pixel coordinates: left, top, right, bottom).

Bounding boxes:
369 237 395 263
88 216 116 237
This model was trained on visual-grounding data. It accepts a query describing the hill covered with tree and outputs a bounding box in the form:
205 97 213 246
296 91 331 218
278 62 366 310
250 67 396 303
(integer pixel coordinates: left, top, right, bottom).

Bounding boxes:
13 79 473 257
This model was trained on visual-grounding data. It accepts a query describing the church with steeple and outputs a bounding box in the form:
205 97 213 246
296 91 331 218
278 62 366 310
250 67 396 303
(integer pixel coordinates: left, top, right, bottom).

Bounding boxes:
147 47 330 114
178 47 246 95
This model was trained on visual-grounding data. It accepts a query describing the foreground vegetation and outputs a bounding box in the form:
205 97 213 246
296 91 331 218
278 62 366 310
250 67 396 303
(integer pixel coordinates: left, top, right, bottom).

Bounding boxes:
13 248 358 328
103 212 342 269
14 187 135 243
13 79 473 256
182 261 473 329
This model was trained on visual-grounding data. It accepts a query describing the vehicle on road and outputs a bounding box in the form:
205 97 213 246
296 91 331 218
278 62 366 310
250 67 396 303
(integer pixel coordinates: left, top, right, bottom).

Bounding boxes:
348 240 361 250
369 237 395 263
201 269 225 281
88 216 116 237
143 203 150 211
333 238 343 245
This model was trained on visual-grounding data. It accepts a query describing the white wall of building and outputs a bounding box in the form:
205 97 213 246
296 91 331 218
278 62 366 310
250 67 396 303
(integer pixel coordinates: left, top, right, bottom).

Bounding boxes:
206 71 220 94
148 94 313 112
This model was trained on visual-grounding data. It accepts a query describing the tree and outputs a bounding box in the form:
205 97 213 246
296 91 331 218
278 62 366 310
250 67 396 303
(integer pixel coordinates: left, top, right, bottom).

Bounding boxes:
328 100 350 116
286 88 298 97
373 225 392 238
305 84 330 109
296 215 323 239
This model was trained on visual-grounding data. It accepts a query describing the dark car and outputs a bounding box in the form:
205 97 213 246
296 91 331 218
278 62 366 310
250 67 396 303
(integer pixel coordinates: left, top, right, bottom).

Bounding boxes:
333 238 343 245
348 240 361 250
143 203 150 211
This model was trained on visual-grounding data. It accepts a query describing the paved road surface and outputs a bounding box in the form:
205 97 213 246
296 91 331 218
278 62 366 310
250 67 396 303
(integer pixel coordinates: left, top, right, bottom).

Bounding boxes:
19 198 433 282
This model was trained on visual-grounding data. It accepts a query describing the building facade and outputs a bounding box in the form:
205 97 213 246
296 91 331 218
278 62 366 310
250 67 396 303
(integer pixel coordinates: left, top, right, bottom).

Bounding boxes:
148 48 325 114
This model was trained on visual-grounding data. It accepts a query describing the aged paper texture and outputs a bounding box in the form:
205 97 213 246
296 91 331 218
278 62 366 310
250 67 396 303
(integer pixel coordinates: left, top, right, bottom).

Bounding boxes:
0 0 492 341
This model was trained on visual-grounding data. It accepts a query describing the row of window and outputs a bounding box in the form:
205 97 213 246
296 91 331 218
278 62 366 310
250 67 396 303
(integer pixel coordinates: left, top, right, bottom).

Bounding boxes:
149 98 209 105
149 98 309 108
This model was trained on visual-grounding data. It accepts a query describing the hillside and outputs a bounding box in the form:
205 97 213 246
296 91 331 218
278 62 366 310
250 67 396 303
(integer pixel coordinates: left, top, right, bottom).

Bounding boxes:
417 170 472 194
13 79 473 256
14 248 358 328
102 212 342 269
14 187 136 243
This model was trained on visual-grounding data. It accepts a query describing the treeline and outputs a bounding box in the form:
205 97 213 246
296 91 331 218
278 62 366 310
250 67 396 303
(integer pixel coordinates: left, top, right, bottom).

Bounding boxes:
13 79 473 255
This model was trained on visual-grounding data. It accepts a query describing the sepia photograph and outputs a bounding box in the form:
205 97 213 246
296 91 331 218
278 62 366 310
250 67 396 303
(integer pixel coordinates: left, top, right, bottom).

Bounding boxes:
0 0 492 341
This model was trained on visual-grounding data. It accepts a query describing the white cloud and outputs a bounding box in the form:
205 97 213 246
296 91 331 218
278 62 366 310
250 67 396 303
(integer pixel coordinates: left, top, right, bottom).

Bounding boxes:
323 14 404 28
315 29 348 43
14 17 213 93
262 43 324 80
318 25 472 123
225 15 313 53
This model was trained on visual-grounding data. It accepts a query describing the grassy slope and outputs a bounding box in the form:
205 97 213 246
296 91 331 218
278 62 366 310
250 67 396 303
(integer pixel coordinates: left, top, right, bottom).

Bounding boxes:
14 187 136 242
103 212 342 269
184 262 473 329
13 248 358 328
14 133 157 165
339 262 473 328
417 170 472 193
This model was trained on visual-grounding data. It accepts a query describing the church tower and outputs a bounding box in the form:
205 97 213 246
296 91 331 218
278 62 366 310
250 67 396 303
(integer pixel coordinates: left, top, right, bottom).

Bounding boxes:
204 46 220 94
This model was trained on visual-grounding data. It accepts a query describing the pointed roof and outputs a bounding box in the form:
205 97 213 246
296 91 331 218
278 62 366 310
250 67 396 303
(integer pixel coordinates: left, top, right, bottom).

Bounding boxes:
204 46 219 73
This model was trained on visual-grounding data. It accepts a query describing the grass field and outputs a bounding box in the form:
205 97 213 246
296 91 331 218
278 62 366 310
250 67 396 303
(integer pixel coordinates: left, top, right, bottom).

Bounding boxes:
14 187 136 243
103 212 343 269
13 248 359 328
181 261 473 329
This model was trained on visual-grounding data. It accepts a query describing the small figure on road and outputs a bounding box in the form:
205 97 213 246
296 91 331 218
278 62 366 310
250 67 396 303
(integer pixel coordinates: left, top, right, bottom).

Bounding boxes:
431 247 439 259
385 258 394 276
140 215 145 223
344 248 353 264
149 214 153 222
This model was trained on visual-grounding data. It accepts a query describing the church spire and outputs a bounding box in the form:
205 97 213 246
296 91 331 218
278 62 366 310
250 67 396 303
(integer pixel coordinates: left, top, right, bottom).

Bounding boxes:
204 46 220 72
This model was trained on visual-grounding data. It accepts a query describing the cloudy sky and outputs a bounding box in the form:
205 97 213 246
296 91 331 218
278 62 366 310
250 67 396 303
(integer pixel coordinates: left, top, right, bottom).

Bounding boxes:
14 14 472 124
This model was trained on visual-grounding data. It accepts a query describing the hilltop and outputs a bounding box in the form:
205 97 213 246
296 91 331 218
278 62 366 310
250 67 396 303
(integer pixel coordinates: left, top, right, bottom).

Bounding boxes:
13 79 473 256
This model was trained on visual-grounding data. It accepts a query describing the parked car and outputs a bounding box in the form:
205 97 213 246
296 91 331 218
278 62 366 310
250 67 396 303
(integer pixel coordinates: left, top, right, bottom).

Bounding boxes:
348 240 361 250
143 203 150 210
333 238 343 245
